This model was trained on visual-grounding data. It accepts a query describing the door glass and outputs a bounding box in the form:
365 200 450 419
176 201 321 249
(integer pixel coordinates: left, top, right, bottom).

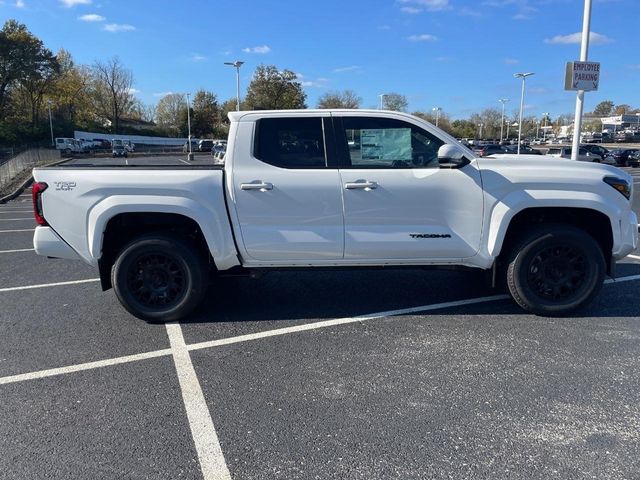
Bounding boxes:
255 117 327 168
341 117 443 169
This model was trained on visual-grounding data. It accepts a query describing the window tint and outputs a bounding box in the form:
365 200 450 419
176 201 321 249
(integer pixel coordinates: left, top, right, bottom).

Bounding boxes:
339 117 444 169
255 117 327 168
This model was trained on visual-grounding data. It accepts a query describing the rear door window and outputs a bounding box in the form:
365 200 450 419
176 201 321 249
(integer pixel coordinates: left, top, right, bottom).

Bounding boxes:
254 117 327 168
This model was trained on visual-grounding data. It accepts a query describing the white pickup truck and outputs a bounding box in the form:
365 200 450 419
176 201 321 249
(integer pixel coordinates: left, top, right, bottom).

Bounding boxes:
32 110 638 321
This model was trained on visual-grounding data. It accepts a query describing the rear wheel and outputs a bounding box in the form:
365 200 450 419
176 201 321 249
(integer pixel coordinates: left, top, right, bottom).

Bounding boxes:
506 225 605 316
111 234 208 322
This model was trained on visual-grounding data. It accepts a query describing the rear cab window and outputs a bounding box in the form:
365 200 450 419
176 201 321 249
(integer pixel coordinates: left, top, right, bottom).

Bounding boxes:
254 117 328 168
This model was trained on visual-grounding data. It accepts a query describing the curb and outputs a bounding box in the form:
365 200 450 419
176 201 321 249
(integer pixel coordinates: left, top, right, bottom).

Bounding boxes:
0 157 70 204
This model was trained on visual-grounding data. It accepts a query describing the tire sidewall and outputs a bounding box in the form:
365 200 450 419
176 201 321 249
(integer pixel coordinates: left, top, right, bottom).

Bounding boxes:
112 235 207 322
508 227 605 315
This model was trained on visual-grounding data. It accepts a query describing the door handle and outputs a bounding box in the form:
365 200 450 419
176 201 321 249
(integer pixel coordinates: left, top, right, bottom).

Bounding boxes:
344 181 378 190
240 181 273 191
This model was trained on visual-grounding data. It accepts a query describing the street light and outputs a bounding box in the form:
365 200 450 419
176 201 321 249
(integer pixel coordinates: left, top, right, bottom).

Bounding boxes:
542 112 550 142
498 98 509 143
186 92 193 161
514 72 535 155
432 106 442 127
224 60 244 111
379 94 387 110
47 99 54 147
478 123 484 140
536 119 540 140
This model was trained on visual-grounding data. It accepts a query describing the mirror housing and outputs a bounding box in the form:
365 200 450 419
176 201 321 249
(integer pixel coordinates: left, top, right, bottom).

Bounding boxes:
437 144 468 168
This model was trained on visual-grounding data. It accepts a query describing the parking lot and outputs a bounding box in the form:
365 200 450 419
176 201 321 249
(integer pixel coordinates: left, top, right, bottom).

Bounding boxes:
1 167 639 479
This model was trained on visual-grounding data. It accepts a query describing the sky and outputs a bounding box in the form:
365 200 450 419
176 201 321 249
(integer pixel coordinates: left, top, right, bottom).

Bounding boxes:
2 0 639 120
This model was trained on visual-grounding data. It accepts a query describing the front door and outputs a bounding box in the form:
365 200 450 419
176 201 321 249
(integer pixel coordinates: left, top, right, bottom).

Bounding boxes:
334 114 484 261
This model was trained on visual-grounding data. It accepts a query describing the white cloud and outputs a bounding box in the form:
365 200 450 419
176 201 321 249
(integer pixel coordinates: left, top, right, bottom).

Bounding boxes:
398 0 450 12
504 57 519 64
16 0 25 8
78 13 105 21
407 34 438 41
190 53 207 62
401 6 422 13
242 45 271 54
60 0 91 6
544 32 612 45
333 65 361 73
103 23 136 33
153 91 174 97
128 88 140 95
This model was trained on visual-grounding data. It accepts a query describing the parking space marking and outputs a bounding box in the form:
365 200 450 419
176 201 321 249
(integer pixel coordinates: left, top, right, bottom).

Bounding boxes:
166 323 232 480
0 248 34 254
0 228 34 233
0 278 99 293
0 348 172 385
0 218 33 221
0 210 33 213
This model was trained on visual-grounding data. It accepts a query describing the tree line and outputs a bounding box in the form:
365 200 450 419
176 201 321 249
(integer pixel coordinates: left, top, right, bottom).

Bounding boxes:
1 19 637 147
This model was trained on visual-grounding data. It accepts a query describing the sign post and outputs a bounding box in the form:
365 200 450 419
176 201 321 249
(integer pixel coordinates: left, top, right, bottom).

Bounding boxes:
569 0 593 162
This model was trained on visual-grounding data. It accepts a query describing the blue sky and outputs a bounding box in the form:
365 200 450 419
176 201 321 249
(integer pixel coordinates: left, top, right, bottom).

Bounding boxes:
2 0 639 119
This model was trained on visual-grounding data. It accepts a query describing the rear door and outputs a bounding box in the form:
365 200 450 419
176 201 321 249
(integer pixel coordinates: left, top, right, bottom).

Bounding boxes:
230 114 344 262
334 114 484 260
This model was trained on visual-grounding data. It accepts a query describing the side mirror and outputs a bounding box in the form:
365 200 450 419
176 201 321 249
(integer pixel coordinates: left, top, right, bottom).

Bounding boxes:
437 144 468 168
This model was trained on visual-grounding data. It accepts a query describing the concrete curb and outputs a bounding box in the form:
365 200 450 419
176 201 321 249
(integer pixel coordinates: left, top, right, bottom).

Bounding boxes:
0 157 70 204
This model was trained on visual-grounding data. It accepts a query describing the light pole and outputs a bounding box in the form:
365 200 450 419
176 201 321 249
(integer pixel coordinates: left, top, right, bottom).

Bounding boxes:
478 123 484 140
47 99 54 147
536 119 540 140
514 72 535 154
379 94 387 110
498 98 509 143
432 106 442 127
224 60 244 111
186 92 193 160
636 113 640 133
542 112 549 142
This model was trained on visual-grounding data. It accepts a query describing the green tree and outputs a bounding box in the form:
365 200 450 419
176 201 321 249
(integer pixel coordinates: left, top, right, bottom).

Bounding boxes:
244 65 306 110
50 49 94 131
155 93 186 135
593 100 613 116
382 93 407 112
191 89 218 137
614 104 631 115
317 90 361 109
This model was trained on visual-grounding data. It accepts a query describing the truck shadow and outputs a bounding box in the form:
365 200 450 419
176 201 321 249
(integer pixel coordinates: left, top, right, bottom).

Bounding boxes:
181 262 640 324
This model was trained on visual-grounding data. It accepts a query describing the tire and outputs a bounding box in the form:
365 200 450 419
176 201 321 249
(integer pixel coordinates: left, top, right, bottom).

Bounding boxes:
111 234 208 322
506 225 605 316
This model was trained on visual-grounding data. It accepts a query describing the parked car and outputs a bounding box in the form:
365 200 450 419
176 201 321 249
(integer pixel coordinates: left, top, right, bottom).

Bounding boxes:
122 140 135 153
504 145 543 155
546 147 601 162
112 145 128 158
198 140 215 152
182 140 199 153
628 151 640 167
603 149 639 167
478 144 510 156
55 138 82 155
32 109 638 321
581 144 609 158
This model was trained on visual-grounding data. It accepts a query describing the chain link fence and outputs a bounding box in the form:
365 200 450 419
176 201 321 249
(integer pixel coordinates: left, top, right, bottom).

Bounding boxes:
0 148 61 191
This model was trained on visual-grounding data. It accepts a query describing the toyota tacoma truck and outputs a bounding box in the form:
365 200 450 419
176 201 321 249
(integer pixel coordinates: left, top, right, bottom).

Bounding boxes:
31 110 638 321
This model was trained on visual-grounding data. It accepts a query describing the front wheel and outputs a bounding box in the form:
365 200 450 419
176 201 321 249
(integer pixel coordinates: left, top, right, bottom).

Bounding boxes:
506 225 605 316
111 234 208 322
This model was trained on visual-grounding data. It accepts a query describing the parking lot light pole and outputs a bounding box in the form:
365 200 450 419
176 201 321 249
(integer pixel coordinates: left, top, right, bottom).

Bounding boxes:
379 94 387 110
47 100 54 147
432 106 442 127
514 72 535 155
478 123 484 140
499 98 509 143
186 93 193 161
636 113 640 133
224 60 244 111
542 112 550 142
571 0 592 161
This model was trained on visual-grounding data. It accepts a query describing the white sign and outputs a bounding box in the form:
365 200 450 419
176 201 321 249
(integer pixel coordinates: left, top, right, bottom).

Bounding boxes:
564 61 600 91
360 128 411 161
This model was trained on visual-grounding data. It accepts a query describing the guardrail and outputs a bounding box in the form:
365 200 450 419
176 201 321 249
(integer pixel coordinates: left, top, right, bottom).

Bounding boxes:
0 148 61 190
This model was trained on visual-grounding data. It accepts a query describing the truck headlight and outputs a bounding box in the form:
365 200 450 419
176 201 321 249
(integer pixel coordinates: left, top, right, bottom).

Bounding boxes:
603 176 631 200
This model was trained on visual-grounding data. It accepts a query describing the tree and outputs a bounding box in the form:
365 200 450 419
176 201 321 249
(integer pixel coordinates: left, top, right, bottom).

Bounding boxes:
382 93 407 112
50 49 93 130
244 65 306 110
614 104 631 115
155 93 186 134
191 89 218 137
317 90 361 109
593 100 613 116
90 57 134 133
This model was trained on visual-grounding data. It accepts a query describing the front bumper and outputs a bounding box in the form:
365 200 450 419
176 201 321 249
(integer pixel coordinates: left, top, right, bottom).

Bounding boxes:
33 226 82 261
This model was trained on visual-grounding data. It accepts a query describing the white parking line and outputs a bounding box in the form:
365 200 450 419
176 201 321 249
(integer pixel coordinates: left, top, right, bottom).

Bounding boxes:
0 210 33 213
0 218 33 221
166 323 232 480
0 248 34 254
0 349 172 385
0 278 99 293
0 228 34 233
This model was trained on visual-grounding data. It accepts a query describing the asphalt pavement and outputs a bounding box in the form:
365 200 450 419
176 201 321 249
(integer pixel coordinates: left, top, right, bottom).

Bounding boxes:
0 167 639 480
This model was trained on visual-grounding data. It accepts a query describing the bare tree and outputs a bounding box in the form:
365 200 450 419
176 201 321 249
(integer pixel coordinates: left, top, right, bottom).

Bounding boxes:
382 93 408 112
90 57 134 133
155 93 187 134
317 90 361 109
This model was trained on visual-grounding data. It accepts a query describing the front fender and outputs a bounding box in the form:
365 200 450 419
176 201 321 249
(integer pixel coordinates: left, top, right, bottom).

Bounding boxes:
486 189 622 258
87 195 240 270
